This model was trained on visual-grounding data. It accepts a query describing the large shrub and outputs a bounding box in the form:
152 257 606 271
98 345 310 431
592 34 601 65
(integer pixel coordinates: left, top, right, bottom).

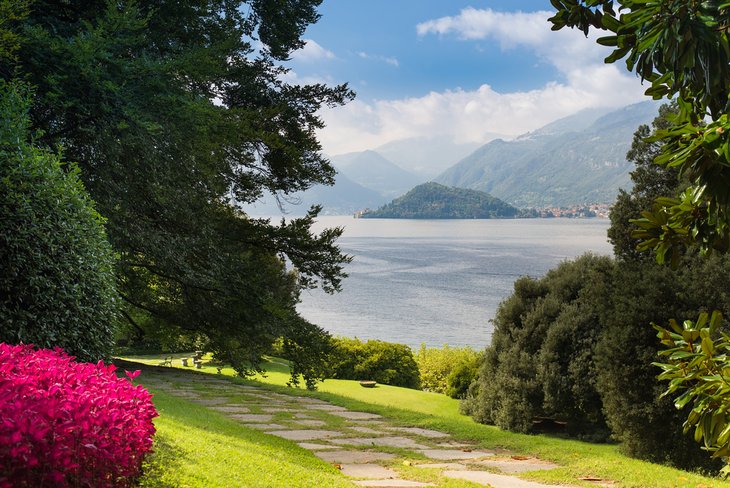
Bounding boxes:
415 344 481 398
0 82 118 361
463 254 613 438
329 337 420 389
0 343 158 487
463 252 730 470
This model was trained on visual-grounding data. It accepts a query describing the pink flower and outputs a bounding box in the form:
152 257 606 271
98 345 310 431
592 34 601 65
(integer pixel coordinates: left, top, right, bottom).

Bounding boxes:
125 370 141 380
0 343 158 488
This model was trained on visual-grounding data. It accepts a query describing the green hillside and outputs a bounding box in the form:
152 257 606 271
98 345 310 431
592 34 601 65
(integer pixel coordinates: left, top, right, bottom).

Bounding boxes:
361 182 522 219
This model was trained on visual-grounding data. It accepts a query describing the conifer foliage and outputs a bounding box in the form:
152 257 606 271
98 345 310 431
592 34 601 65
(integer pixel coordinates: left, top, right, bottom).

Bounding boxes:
0 1 354 378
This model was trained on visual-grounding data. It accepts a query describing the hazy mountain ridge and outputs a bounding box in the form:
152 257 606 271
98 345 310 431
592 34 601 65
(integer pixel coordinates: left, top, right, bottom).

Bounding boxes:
374 136 491 178
361 182 521 219
246 102 661 216
244 171 388 216
330 150 423 199
435 101 661 207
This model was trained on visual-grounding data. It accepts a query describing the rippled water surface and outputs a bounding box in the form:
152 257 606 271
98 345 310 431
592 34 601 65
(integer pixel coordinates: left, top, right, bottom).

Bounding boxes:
297 217 612 349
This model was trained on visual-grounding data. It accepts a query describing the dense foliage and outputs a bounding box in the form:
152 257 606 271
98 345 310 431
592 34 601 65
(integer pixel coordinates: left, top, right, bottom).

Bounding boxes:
654 311 730 463
0 81 117 361
362 182 522 219
415 344 481 398
463 254 614 440
0 1 354 379
329 338 420 389
550 0 730 462
463 252 730 469
0 343 157 488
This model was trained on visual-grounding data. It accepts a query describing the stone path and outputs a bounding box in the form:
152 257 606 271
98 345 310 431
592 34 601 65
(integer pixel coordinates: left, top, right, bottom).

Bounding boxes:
137 367 577 488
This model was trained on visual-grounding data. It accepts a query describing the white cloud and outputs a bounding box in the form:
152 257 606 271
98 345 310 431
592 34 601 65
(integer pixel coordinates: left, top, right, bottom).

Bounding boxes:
357 51 400 68
291 39 335 63
317 8 647 155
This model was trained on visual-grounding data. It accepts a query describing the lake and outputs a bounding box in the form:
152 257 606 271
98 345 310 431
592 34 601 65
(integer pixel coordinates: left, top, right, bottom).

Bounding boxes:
297 217 612 350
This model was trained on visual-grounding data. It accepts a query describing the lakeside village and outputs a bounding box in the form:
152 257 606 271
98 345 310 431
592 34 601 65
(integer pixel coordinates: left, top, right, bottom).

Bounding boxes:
355 202 612 219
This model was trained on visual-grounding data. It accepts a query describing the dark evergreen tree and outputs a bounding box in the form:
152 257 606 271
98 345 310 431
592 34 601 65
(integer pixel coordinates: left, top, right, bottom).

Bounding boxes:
1 1 353 378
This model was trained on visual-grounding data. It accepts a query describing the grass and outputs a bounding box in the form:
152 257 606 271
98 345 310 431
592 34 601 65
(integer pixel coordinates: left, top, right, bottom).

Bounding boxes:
139 387 353 488
126 353 730 488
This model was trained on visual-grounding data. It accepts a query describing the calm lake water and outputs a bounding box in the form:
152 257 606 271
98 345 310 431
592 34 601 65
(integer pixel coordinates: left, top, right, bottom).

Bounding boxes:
297 217 612 350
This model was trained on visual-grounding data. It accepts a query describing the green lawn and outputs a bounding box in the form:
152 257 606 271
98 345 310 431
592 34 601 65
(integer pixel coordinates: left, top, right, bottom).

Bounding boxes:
126 353 729 488
139 388 353 488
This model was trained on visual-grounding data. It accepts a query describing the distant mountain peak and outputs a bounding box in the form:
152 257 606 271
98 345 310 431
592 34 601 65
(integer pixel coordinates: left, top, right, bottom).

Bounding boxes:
435 101 662 207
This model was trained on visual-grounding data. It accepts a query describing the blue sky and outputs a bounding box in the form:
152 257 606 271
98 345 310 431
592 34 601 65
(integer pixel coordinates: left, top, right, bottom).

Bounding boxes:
287 1 647 155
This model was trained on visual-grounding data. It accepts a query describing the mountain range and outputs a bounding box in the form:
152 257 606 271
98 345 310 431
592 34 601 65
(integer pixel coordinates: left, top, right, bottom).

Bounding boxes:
245 101 661 216
434 101 661 207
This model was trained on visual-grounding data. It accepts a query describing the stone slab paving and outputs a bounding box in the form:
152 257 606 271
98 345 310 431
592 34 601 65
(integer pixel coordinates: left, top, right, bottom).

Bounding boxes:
245 402 291 408
435 441 474 448
137 363 576 488
473 458 559 474
330 436 431 450
229 413 274 422
384 427 449 438
267 429 346 441
329 411 382 420
169 391 200 398
289 419 327 427
348 426 385 435
415 463 467 470
297 397 329 404
354 481 434 487
347 420 388 429
240 423 287 430
259 407 297 413
303 404 349 411
443 470 574 488
190 397 229 405
244 393 281 401
315 450 397 464
417 449 495 461
339 464 399 479
211 405 251 413
297 442 343 450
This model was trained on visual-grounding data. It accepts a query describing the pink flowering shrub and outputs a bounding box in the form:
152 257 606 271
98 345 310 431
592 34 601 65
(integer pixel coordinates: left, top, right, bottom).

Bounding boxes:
0 343 158 487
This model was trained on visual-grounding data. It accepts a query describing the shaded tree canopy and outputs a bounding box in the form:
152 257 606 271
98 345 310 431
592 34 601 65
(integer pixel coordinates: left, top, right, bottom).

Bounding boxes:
1 1 354 376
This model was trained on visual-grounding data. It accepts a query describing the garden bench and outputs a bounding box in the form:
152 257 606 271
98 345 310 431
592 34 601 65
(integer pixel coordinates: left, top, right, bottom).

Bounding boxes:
158 356 173 367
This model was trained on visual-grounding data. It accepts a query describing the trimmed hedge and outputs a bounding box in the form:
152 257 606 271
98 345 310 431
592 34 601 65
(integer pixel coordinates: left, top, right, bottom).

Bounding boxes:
0 82 118 361
329 337 420 389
